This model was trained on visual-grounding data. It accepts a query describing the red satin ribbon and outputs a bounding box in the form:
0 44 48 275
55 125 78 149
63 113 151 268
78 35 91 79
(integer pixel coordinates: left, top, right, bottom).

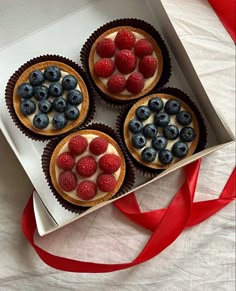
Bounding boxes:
21 159 236 273
115 163 236 230
209 0 236 42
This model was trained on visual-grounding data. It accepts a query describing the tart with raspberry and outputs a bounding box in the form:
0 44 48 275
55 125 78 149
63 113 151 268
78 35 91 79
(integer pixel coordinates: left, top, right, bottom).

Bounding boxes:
81 19 170 103
6 55 92 139
122 91 204 170
49 129 126 207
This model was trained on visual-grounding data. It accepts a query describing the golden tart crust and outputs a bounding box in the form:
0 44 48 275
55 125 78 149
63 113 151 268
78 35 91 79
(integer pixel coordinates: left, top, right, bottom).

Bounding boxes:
124 93 199 170
89 26 163 102
50 129 126 207
13 61 90 136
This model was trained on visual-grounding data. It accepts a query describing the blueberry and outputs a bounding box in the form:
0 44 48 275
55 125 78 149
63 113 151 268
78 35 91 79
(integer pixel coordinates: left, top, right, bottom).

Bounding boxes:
143 123 158 139
172 142 189 158
176 111 192 126
17 83 34 99
154 112 170 127
34 85 49 101
20 100 36 116
44 66 61 82
163 125 179 140
141 147 157 163
135 106 151 121
52 114 67 129
33 113 49 129
165 99 181 115
67 89 83 105
29 70 44 86
62 75 77 90
152 136 167 151
38 99 53 113
53 97 67 112
128 119 143 134
148 97 164 112
158 149 173 165
180 127 196 142
49 82 63 97
132 134 147 149
65 105 80 120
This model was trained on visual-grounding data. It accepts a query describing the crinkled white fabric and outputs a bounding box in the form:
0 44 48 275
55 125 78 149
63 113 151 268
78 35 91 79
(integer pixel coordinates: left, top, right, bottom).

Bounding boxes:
0 0 235 290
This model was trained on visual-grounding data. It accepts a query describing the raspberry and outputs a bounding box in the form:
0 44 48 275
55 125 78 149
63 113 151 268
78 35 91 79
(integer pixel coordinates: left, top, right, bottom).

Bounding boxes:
96 38 116 58
68 135 88 156
94 58 115 78
58 171 77 192
76 156 97 177
107 74 126 93
115 29 136 50
89 137 108 155
139 55 157 78
134 39 153 58
115 50 136 74
99 154 121 174
77 181 97 200
126 72 144 94
56 152 75 170
97 174 117 192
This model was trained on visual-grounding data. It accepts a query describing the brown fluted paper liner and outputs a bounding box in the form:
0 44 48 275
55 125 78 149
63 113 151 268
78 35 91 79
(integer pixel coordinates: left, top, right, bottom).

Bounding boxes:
116 87 207 178
80 18 172 108
5 55 96 141
42 123 136 213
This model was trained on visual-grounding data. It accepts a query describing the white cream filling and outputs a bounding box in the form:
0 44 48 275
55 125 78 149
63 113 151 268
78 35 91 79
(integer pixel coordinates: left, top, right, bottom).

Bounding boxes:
129 99 194 163
55 134 121 201
26 70 82 130
94 31 158 95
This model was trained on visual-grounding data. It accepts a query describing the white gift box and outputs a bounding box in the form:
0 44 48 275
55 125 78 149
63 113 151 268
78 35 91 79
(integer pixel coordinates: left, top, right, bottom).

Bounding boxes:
0 0 234 236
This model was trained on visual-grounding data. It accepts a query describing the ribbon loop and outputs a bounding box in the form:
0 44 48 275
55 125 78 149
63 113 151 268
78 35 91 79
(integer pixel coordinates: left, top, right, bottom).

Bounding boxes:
21 160 236 273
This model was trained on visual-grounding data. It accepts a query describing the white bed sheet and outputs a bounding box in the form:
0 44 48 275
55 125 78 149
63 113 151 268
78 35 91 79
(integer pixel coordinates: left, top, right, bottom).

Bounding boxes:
0 0 235 290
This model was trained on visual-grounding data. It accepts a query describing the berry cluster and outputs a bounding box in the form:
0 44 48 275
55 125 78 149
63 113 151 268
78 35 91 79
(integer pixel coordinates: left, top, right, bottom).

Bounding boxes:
56 134 122 201
17 66 83 130
128 97 196 165
94 29 158 95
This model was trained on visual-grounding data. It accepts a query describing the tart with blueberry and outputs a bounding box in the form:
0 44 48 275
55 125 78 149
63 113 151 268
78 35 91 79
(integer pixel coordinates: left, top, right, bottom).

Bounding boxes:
81 19 170 103
122 92 202 170
6 56 93 139
49 129 126 207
